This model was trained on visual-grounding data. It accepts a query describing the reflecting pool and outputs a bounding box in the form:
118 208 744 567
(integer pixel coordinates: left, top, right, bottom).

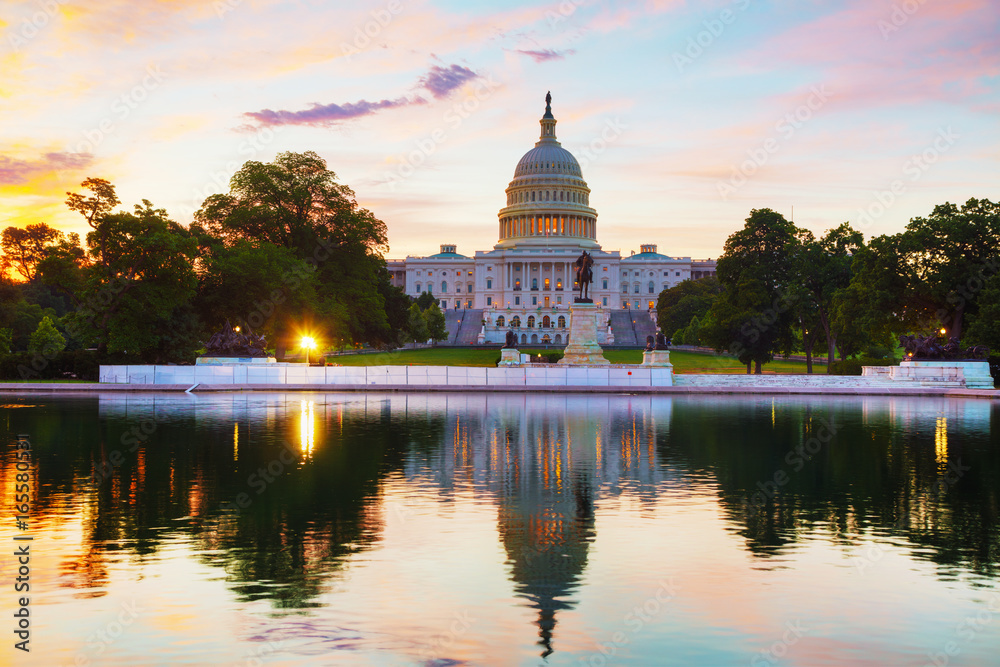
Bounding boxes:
2 392 999 666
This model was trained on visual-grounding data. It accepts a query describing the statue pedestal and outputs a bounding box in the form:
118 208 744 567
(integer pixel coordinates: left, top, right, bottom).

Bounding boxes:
642 350 673 368
498 348 521 367
558 303 609 365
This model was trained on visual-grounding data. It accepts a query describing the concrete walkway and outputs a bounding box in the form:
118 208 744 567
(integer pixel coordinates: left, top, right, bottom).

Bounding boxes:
1 382 996 399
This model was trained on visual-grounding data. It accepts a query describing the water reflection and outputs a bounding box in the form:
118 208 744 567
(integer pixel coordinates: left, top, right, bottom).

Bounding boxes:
1 393 998 664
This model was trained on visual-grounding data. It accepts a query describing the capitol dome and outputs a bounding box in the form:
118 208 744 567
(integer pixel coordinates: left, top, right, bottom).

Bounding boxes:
494 93 599 251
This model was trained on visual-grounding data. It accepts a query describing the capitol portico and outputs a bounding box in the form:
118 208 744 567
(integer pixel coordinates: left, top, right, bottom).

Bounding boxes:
386 94 716 345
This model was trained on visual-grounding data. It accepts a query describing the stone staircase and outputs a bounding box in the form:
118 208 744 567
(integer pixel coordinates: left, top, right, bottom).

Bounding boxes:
609 309 658 347
444 309 484 345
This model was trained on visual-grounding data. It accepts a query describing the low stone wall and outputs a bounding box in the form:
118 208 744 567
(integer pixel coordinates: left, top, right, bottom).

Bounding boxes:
99 364 674 388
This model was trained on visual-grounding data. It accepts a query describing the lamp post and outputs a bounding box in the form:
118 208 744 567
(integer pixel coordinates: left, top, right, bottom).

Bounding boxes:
301 336 316 365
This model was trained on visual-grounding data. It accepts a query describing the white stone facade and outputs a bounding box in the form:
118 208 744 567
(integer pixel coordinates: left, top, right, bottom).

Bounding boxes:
386 96 717 344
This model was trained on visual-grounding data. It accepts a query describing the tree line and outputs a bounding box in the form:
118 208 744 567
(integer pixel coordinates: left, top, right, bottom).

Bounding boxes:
0 151 444 377
657 201 1000 373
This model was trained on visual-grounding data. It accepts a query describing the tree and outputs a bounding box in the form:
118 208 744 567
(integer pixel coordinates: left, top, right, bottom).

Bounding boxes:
0 327 11 355
702 209 801 373
655 277 721 338
65 177 120 270
67 199 200 360
965 272 1000 352
415 291 438 310
28 315 65 356
794 223 863 364
423 301 448 345
0 223 66 282
195 151 394 348
406 303 428 345
899 198 1000 339
682 315 701 345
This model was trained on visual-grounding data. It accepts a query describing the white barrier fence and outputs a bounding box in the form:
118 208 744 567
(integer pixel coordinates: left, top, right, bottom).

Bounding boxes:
99 364 675 388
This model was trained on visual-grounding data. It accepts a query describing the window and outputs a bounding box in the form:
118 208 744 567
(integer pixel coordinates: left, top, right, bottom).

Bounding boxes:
634 271 639 276
441 281 447 292
676 271 681 276
621 283 628 293
602 279 608 289
487 296 493 307
416 283 421 292
467 284 472 293
663 271 669 276
649 301 655 309
456 270 461 276
455 300 461 309
557 316 566 328
648 281 655 294
515 296 520 305
527 316 535 328
416 270 421 276
633 283 639 294
602 297 608 306
456 283 462 293
532 296 537 305
496 315 503 326
542 316 550 327
486 278 492 289
531 192 536 202
441 300 447 309
622 271 628 278
544 278 550 289
556 296 562 304
532 278 538 289
468 270 473 275
511 316 521 327
427 284 433 294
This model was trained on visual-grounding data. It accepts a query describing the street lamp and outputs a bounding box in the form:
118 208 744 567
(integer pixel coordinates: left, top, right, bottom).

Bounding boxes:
301 336 316 365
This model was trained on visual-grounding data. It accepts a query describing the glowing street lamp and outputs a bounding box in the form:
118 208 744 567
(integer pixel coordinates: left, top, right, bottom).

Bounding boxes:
939 328 947 336
301 336 317 365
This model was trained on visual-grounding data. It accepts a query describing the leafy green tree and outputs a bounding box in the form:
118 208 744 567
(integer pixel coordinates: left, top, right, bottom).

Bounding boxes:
65 196 200 360
682 315 701 345
194 151 394 348
415 291 438 310
701 209 801 373
423 301 448 345
194 238 317 337
406 303 428 345
794 223 863 364
965 272 1000 351
0 327 11 355
901 198 1000 338
655 277 721 338
28 315 66 356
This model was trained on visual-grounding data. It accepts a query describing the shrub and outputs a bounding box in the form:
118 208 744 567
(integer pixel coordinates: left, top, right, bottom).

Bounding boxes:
0 349 100 381
988 355 999 387
828 356 898 376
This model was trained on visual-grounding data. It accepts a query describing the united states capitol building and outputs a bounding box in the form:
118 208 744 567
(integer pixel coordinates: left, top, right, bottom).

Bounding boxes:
387 95 716 346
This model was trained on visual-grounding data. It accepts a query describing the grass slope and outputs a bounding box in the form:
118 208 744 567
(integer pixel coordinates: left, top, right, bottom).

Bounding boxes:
328 347 827 374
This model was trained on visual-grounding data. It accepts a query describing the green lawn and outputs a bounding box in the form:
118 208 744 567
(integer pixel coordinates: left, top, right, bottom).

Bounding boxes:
328 347 826 374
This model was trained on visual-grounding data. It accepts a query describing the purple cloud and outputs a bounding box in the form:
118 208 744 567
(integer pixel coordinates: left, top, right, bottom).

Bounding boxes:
0 151 93 185
514 49 575 63
244 97 422 128
419 64 479 99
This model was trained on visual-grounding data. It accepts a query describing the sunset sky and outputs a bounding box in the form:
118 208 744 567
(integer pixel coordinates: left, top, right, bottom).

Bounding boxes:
2 0 997 260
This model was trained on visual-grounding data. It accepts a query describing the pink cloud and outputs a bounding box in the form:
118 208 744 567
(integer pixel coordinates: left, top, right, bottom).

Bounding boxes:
513 49 576 63
419 64 479 99
244 97 421 128
0 151 93 185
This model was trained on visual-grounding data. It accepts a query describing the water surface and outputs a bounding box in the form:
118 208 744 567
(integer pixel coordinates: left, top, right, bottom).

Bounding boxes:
2 392 999 666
